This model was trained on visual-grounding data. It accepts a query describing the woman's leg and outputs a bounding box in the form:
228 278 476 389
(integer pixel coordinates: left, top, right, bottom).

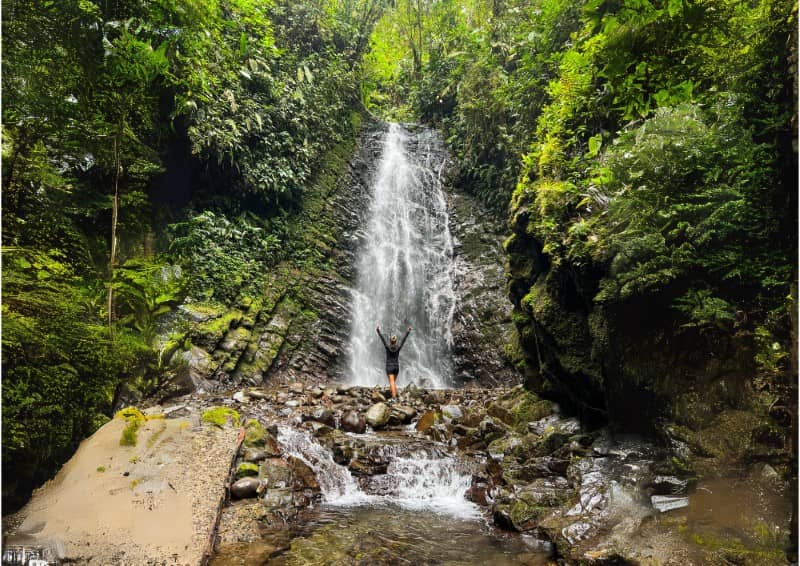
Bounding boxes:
387 374 397 398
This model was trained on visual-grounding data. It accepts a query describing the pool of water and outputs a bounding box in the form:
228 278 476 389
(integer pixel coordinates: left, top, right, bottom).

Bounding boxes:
214 504 552 565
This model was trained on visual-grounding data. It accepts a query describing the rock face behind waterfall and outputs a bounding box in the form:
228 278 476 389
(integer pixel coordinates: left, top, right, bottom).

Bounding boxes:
150 122 522 399
449 188 522 387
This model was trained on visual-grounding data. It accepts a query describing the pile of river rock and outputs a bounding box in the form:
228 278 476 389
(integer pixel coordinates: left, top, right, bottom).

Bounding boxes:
215 382 715 563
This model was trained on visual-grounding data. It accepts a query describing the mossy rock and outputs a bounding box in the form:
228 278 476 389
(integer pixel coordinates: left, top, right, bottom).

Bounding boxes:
512 394 551 425
235 462 260 479
244 419 267 448
181 302 227 322
202 407 241 428
194 309 244 348
509 499 549 531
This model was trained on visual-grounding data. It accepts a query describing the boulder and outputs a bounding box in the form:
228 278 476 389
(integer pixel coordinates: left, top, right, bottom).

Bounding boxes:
341 410 366 434
365 403 391 429
242 448 269 463
230 477 262 499
288 456 320 491
305 407 335 427
441 404 463 422
244 420 266 447
260 458 291 488
415 410 441 432
235 462 260 479
389 405 416 425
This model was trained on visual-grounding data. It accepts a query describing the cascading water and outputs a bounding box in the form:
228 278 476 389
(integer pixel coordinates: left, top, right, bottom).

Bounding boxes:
347 124 456 388
277 426 368 506
277 427 479 519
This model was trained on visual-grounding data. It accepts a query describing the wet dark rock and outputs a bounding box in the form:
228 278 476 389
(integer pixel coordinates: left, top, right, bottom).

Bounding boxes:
288 456 320 491
230 477 262 499
493 505 517 531
341 410 366 434
441 404 463 421
309 422 335 437
349 455 389 476
648 475 689 495
541 432 571 454
304 407 335 427
332 442 354 465
365 403 391 429
242 448 269 463
466 477 489 506
427 424 450 443
389 405 416 425
452 423 476 437
260 458 291 488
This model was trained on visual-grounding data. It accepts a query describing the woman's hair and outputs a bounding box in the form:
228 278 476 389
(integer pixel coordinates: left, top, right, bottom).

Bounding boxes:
390 335 398 344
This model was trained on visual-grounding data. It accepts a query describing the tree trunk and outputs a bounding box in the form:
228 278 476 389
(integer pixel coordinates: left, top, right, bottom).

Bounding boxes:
107 131 122 340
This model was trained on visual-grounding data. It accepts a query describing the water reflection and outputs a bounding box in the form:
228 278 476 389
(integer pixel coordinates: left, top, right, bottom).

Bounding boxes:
270 505 551 566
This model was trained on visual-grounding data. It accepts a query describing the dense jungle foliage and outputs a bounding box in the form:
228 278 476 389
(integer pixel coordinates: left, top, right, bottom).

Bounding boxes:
2 0 381 508
2 0 797 510
363 0 797 425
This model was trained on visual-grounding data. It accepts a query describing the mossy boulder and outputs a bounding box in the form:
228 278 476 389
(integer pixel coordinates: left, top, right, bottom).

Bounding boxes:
488 387 552 433
244 419 267 447
235 462 260 479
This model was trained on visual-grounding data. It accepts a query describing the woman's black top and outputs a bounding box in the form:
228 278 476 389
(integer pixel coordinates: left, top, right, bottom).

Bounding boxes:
377 328 411 374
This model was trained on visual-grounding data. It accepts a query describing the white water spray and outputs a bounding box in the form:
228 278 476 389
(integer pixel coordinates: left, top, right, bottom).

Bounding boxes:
276 427 479 518
347 124 456 388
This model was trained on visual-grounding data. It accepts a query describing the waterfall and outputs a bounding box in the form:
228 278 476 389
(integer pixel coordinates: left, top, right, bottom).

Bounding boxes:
347 124 456 388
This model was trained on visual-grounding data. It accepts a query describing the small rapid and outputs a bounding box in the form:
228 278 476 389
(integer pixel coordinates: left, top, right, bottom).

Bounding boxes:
276 426 479 519
347 124 456 388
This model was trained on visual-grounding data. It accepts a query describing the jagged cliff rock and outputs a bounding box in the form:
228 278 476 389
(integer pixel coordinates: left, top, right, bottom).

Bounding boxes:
449 188 522 387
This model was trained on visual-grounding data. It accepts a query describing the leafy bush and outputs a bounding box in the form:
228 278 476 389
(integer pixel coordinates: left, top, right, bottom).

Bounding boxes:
168 211 282 302
2 247 150 509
